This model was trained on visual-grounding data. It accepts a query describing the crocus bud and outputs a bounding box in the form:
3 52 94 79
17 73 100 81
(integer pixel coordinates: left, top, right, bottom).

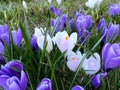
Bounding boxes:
91 72 107 88
36 78 52 90
57 0 62 5
12 28 23 48
48 0 52 3
85 0 103 9
72 85 84 90
98 18 106 32
22 0 28 12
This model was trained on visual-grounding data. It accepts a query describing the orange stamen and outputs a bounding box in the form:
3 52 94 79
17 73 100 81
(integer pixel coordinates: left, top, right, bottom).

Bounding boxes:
66 36 69 40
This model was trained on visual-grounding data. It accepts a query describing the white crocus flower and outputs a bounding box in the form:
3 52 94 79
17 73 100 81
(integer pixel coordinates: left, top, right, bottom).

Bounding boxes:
82 53 101 75
48 0 62 5
67 51 83 72
54 31 77 53
34 27 53 53
85 0 103 9
48 0 52 3
22 0 28 12
57 0 62 5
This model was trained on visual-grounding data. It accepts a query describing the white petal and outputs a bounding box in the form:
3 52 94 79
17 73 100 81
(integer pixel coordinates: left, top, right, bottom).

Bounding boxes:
68 32 77 51
46 34 53 53
52 36 56 45
37 36 44 50
34 27 43 38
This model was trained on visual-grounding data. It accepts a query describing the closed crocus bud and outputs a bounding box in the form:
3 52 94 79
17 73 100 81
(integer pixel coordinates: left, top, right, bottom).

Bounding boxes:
109 2 120 17
34 27 53 53
0 42 5 64
72 85 84 90
12 28 23 48
36 78 52 90
98 18 106 32
57 0 62 5
0 24 9 46
22 0 27 12
54 31 77 53
91 72 107 88
102 43 120 72
85 0 103 9
82 53 101 75
106 22 119 42
50 6 62 16
67 51 83 72
48 0 52 3
30 35 39 51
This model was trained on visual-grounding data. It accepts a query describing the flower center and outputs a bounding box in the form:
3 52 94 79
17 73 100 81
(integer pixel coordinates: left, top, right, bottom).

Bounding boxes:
65 36 69 40
71 57 76 61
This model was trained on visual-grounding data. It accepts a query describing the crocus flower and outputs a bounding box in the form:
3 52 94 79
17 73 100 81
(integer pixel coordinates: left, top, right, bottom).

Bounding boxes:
106 22 119 42
72 85 84 90
85 0 103 9
98 18 106 32
50 6 62 16
48 0 52 3
67 51 83 72
109 2 120 17
76 14 94 30
56 0 62 5
51 14 68 32
54 31 77 53
22 0 27 12
0 42 5 64
0 60 27 90
0 24 9 46
102 43 120 72
91 72 107 88
30 35 39 51
36 78 52 90
34 27 53 53
82 53 101 75
12 28 23 48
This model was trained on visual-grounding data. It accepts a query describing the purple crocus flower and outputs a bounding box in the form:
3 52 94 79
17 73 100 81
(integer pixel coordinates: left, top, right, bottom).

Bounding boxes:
30 35 39 51
98 18 106 32
91 72 107 88
12 28 23 47
69 18 75 30
0 42 5 64
109 2 120 17
72 85 84 90
102 43 120 72
50 6 62 16
0 60 27 90
76 14 94 30
36 78 52 90
0 24 9 46
106 22 119 41
51 14 68 32
78 29 90 43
